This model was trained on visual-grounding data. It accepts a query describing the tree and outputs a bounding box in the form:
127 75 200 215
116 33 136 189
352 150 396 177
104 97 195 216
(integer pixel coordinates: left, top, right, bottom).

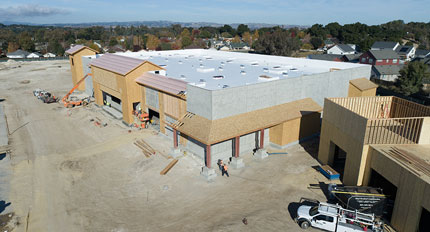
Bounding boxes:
180 29 192 48
310 37 323 49
47 40 64 56
18 32 34 51
242 31 252 45
253 30 300 56
146 34 160 50
219 24 235 36
109 38 118 47
237 24 250 36
396 62 430 96
7 42 19 53
232 35 241 43
221 32 232 38
253 30 259 41
301 43 313 50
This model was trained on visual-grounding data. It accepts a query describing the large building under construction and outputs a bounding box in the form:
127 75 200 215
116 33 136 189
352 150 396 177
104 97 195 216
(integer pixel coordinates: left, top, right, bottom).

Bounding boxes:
318 96 430 231
68 47 373 172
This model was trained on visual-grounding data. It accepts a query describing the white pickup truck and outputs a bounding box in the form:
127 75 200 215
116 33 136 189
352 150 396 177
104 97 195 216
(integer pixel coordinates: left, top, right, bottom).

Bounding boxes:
296 202 384 232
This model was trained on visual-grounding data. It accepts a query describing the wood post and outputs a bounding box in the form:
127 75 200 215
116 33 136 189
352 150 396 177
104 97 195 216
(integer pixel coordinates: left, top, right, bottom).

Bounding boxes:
173 129 178 148
260 129 265 149
205 144 211 168
234 136 240 158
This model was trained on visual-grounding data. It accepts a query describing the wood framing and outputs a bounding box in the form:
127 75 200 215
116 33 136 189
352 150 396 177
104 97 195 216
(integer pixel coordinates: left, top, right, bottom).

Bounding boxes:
67 46 97 91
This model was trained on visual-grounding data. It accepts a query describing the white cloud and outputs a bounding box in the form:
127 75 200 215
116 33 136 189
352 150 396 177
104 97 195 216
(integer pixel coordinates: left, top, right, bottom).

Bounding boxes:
0 4 69 19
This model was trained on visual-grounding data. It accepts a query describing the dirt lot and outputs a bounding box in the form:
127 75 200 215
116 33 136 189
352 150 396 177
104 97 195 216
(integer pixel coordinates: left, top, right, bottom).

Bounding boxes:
0 60 338 232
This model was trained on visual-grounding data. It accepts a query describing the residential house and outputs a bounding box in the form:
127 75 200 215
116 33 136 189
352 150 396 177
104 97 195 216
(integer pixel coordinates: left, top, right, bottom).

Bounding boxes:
6 49 30 59
371 65 403 81
395 45 416 61
327 44 356 55
34 42 48 52
342 53 362 63
371 41 400 51
27 52 42 58
43 53 56 58
359 50 400 65
414 49 430 59
323 39 335 50
307 54 343 62
230 42 250 51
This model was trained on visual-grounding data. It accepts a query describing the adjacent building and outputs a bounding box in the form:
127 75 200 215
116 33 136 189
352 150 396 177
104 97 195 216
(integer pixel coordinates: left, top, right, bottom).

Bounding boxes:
65 45 98 91
6 49 30 59
371 65 403 81
371 41 400 51
359 50 400 66
395 45 416 61
317 96 430 232
327 44 356 55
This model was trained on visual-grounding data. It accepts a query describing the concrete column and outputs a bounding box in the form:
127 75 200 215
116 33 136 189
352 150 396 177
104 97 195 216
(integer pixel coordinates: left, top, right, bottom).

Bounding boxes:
260 129 265 149
173 129 178 148
234 136 240 158
205 144 211 168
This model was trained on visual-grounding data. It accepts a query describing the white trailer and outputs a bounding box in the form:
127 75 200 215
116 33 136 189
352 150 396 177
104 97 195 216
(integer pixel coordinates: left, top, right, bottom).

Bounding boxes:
296 202 384 232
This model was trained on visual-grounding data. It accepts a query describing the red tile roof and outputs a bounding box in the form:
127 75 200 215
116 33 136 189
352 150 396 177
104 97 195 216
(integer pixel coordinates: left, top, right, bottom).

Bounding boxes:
90 53 148 75
135 72 187 95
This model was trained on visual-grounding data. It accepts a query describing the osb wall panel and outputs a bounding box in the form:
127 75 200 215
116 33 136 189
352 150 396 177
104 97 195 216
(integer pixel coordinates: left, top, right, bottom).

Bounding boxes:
348 83 376 97
93 67 119 91
73 49 96 91
269 112 321 146
163 93 186 119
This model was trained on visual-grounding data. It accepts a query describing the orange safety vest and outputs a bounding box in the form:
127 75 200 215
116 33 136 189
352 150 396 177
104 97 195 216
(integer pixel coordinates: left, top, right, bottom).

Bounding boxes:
223 165 228 171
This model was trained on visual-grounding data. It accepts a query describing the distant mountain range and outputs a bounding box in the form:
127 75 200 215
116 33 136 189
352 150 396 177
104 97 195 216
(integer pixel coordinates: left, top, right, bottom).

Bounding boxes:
1 20 309 29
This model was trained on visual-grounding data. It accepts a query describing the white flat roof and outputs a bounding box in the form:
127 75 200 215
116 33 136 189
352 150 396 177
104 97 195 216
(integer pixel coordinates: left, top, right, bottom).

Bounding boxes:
112 49 368 91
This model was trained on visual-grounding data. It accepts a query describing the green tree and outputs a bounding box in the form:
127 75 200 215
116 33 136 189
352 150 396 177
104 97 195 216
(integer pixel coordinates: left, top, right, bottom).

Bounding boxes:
237 24 250 36
18 32 35 51
396 62 430 96
47 40 65 56
109 38 118 47
180 29 192 48
146 34 160 50
253 30 300 56
310 37 323 49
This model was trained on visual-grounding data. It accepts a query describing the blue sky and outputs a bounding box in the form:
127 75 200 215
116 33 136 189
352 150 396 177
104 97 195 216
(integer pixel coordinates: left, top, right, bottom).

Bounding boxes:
0 0 429 25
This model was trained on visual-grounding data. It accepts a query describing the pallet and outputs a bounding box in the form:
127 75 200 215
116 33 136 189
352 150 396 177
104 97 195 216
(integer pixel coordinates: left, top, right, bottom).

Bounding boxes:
160 159 178 175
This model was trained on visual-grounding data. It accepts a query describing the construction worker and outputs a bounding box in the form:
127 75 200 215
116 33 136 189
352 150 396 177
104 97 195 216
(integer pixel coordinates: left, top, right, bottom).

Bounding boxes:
217 159 223 171
222 163 229 177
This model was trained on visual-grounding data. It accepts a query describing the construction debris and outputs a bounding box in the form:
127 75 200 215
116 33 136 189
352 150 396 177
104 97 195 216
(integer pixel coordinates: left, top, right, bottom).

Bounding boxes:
160 159 178 175
134 139 156 158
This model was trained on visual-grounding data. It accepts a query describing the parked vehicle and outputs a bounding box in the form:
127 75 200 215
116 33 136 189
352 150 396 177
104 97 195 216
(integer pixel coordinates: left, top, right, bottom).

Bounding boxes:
296 201 384 232
33 89 58 104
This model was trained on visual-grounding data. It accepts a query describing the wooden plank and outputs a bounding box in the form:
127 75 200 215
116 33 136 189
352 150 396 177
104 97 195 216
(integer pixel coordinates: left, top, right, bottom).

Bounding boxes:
160 159 178 175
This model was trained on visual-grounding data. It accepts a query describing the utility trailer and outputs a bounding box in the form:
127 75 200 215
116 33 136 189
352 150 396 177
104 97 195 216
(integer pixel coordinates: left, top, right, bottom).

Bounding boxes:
328 184 387 217
296 201 384 232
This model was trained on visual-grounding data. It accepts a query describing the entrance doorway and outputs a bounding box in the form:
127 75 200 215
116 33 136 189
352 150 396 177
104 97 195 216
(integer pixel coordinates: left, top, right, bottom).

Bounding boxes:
368 169 397 222
148 108 160 131
418 208 430 232
331 142 347 181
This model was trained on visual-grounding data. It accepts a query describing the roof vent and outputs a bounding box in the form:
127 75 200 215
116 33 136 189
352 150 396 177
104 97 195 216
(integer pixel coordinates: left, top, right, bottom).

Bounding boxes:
197 68 215 73
165 58 169 62
290 68 298 71
273 66 281 69
258 75 279 81
251 62 259 66
218 67 223 71
180 74 186 80
213 75 224 80
222 85 229 88
240 70 246 75
199 79 206 82
226 60 233 63
282 72 288 77
199 59 203 63
178 60 183 64
220 62 225 66
263 68 269 73
199 63 204 68
160 64 167 68
240 64 245 69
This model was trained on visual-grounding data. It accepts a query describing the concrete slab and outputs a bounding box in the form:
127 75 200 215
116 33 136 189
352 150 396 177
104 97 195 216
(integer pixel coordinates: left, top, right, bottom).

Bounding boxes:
254 149 268 160
200 166 217 181
168 148 182 158
0 104 8 147
230 157 245 169
102 106 123 120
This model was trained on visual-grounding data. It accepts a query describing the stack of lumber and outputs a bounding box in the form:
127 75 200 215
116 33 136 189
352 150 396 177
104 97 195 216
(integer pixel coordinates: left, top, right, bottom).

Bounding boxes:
134 139 156 158
160 159 178 175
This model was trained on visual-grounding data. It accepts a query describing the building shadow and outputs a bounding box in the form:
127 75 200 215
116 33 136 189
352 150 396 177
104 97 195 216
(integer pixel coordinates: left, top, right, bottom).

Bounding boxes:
0 201 11 214
0 153 6 160
298 111 322 160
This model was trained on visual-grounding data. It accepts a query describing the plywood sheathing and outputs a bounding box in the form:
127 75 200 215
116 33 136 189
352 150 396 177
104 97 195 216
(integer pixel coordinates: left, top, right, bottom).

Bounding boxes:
173 98 322 145
68 46 97 91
